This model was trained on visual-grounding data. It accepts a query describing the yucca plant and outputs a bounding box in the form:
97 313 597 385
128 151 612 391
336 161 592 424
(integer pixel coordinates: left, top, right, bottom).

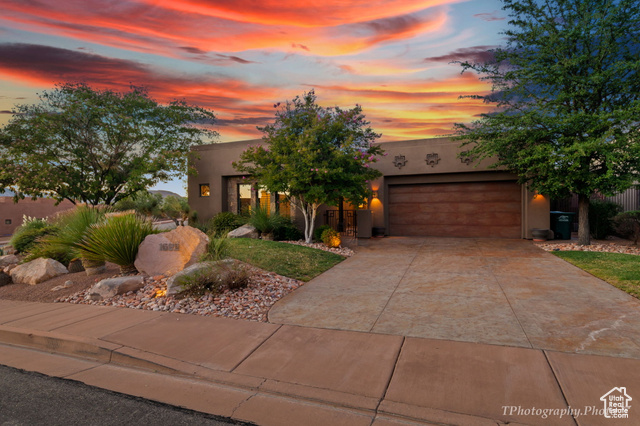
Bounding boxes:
77 213 157 275
249 208 287 239
33 206 107 266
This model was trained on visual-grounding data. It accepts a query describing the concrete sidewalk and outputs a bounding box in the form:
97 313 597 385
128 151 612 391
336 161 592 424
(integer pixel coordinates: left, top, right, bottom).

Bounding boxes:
0 299 638 425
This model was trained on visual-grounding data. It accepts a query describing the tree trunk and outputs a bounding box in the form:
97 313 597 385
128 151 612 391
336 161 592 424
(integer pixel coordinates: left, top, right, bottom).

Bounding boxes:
577 194 590 246
300 204 311 243
309 204 318 243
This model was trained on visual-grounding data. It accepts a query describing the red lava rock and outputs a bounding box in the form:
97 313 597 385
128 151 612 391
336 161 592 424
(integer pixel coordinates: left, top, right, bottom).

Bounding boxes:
55 261 306 323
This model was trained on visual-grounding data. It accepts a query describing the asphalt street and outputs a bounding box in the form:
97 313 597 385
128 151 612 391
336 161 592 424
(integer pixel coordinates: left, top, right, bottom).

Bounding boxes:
0 364 252 426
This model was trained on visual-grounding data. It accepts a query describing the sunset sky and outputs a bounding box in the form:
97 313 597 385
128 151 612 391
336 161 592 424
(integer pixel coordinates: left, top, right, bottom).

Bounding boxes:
0 0 507 195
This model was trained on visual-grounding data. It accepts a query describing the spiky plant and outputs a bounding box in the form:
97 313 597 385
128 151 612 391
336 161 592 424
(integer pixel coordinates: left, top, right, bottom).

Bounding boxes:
35 206 107 261
77 213 157 275
248 208 287 236
202 231 229 261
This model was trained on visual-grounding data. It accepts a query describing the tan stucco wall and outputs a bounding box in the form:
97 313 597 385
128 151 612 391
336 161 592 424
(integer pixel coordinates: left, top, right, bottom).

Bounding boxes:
189 137 550 239
0 197 75 236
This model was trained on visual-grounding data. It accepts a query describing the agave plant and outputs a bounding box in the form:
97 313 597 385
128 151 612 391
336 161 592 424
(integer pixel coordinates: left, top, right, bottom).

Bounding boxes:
77 213 157 275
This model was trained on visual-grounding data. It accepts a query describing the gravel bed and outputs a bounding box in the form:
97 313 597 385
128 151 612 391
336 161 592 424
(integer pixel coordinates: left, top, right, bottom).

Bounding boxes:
535 241 640 255
280 240 354 257
56 263 304 322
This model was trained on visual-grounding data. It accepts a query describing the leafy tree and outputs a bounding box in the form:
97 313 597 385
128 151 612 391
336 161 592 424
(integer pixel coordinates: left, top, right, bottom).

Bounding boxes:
234 90 384 243
0 83 216 206
113 190 163 217
454 0 640 245
160 195 191 225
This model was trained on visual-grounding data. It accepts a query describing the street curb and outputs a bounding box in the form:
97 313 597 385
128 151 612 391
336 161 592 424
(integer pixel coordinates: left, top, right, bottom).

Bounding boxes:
0 325 506 425
0 325 180 375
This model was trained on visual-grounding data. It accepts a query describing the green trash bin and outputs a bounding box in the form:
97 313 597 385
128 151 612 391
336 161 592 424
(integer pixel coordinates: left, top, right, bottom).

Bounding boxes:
550 211 576 240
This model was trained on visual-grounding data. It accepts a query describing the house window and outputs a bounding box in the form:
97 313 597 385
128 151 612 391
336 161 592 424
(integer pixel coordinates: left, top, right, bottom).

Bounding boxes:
258 188 271 214
4 219 10 225
237 184 251 214
276 193 290 217
199 184 210 197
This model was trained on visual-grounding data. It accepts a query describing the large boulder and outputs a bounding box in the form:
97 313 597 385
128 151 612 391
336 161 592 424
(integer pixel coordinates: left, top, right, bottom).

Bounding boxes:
166 262 213 296
134 226 209 277
89 276 145 300
0 254 20 268
166 260 234 296
227 224 259 239
10 258 68 285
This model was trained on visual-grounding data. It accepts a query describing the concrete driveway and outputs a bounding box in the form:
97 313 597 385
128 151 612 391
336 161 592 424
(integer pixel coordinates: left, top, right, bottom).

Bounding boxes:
269 237 640 358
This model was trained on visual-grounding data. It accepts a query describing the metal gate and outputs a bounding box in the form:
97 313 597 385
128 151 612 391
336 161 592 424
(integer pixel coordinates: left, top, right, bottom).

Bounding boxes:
324 210 357 237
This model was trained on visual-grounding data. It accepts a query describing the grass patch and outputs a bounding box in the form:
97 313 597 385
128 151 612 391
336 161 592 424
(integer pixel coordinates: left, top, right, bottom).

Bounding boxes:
553 251 640 298
227 239 345 282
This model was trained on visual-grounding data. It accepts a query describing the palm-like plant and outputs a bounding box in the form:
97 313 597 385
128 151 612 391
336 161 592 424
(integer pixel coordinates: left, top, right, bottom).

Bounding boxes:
77 213 157 275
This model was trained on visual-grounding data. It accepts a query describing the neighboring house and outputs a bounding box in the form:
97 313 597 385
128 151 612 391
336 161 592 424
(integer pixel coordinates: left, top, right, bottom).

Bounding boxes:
188 137 550 239
0 191 75 236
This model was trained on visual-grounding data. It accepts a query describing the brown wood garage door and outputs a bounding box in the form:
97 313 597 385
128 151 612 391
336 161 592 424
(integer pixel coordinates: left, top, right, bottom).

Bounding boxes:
388 181 521 238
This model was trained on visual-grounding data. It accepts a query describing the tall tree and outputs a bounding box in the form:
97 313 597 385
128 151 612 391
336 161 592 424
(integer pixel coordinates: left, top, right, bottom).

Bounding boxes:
454 0 640 245
0 83 216 206
234 90 384 243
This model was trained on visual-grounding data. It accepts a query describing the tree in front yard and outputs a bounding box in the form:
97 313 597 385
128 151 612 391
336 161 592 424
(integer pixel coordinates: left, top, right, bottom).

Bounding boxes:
233 90 384 243
453 0 640 245
0 83 217 206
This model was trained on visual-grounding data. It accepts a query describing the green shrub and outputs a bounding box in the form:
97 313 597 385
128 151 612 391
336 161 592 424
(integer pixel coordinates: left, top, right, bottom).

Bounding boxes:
10 219 58 254
202 232 230 261
177 261 251 296
113 190 163 217
77 213 157 275
314 225 332 242
614 210 640 244
24 243 74 265
29 206 106 264
273 219 304 241
321 228 341 248
249 208 287 236
589 200 622 239
189 221 210 234
212 212 245 233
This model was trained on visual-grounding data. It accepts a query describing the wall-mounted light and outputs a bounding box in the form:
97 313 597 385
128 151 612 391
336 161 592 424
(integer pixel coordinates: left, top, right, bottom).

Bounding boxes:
371 190 379 199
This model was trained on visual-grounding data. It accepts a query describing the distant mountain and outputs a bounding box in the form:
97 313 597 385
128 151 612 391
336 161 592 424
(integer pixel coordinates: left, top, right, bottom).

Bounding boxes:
149 190 183 199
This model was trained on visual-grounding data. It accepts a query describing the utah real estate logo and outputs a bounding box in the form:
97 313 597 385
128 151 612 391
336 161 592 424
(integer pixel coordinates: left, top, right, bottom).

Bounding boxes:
600 387 632 419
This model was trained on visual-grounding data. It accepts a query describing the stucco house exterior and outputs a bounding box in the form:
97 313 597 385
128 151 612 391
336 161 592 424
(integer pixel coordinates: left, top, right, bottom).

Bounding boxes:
188 137 550 239
0 190 75 236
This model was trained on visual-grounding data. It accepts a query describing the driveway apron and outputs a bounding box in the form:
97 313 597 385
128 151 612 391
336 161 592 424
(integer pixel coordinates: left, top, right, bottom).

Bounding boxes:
269 237 640 358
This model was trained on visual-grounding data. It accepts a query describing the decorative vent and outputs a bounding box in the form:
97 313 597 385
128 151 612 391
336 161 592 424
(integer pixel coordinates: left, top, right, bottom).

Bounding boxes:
460 150 475 165
393 155 408 169
425 153 440 167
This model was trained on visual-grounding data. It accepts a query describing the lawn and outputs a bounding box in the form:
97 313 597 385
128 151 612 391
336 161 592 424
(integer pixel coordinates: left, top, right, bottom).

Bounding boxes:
227 239 345 282
552 251 640 298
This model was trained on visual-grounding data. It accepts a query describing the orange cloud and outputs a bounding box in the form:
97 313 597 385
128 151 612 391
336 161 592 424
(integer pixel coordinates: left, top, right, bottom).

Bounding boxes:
143 0 462 27
2 0 454 57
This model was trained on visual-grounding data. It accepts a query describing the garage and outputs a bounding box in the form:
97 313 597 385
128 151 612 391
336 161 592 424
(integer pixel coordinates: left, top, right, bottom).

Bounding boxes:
388 181 522 238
